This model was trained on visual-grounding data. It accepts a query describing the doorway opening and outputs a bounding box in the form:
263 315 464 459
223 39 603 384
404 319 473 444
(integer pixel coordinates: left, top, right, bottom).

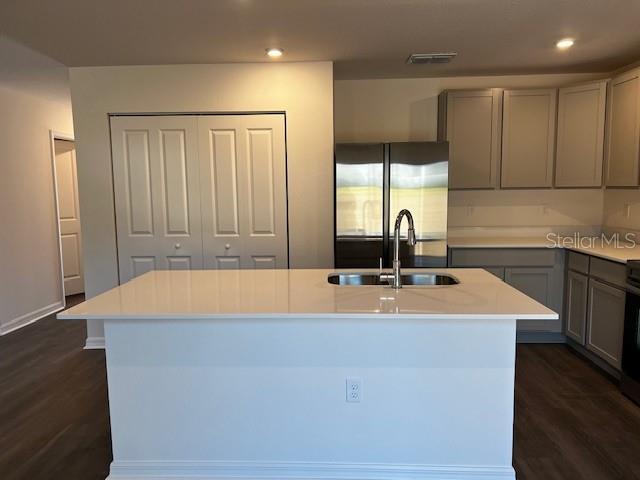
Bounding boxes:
51 133 85 303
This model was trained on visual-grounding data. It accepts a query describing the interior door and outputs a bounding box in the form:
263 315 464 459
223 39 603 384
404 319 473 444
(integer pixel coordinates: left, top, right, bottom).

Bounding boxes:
198 115 288 269
111 116 204 282
54 139 84 295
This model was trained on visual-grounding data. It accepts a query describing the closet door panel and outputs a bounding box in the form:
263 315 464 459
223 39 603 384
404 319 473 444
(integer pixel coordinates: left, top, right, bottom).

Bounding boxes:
159 129 192 235
111 115 203 282
247 129 276 235
198 114 288 269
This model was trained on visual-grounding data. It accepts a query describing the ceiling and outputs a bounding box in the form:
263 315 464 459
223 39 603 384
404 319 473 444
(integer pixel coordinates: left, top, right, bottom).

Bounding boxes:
1 0 640 79
0 35 70 104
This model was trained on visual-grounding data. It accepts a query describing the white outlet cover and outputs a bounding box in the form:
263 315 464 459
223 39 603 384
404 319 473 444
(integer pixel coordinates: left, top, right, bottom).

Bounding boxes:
346 377 362 403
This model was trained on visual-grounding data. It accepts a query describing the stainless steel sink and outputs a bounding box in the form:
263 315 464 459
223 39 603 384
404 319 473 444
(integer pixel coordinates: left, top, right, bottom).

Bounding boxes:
327 273 459 286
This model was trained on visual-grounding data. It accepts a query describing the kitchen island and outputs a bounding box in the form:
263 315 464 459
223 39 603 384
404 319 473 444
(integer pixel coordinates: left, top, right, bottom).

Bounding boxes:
59 268 557 480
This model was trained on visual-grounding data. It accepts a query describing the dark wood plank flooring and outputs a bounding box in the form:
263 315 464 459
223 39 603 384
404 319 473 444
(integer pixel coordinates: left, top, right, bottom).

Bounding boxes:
1 306 639 479
0 295 111 480
514 345 640 480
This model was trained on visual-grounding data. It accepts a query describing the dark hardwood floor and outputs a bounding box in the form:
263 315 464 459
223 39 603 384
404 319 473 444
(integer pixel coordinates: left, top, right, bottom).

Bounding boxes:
514 345 640 480
0 295 111 480
1 307 639 479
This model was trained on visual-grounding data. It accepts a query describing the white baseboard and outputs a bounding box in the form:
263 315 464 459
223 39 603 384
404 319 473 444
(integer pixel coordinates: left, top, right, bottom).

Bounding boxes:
84 336 105 349
0 301 64 335
108 461 515 480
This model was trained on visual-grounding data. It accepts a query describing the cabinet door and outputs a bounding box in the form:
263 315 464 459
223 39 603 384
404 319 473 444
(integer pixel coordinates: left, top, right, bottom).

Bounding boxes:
505 266 562 332
443 89 502 189
605 69 640 187
586 278 625 369
555 81 607 187
565 270 589 344
501 89 557 188
484 267 505 281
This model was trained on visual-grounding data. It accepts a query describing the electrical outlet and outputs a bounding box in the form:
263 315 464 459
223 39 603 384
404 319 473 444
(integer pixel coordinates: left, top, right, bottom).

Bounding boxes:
346 377 362 403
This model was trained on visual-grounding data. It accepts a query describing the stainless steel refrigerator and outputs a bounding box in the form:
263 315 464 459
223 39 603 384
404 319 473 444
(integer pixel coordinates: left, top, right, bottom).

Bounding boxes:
334 142 448 268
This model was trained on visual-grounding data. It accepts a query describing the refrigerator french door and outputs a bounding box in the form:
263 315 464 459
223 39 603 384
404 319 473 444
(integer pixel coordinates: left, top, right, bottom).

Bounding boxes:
335 142 448 268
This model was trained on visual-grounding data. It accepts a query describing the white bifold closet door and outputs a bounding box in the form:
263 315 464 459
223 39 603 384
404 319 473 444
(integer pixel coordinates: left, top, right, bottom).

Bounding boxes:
111 114 288 282
111 116 203 281
198 115 287 270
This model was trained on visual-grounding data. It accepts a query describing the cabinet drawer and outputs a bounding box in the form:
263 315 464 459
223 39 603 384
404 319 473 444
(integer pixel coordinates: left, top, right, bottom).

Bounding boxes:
450 248 557 267
567 251 590 274
589 257 626 288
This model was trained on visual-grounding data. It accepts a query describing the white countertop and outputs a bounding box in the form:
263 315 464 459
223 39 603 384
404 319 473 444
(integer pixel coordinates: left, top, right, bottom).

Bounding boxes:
448 236 553 249
58 268 557 321
448 236 640 264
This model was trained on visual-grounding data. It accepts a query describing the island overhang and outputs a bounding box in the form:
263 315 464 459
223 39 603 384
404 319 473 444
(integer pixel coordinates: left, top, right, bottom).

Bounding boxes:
58 269 557 480
58 268 558 321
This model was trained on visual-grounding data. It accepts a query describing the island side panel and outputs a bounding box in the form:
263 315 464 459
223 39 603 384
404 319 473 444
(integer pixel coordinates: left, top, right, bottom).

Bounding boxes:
103 316 517 479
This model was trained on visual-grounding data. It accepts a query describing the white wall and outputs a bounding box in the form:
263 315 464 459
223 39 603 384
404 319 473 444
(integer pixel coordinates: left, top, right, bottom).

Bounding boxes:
0 37 74 335
335 73 605 235
69 62 334 346
603 189 640 235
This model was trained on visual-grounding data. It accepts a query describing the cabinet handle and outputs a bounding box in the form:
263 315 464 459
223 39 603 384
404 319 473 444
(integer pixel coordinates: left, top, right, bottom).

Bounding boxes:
225 243 231 250
174 243 181 249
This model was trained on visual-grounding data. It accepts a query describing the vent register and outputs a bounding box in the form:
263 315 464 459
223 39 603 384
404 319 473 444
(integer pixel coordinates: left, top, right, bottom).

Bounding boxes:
406 53 457 64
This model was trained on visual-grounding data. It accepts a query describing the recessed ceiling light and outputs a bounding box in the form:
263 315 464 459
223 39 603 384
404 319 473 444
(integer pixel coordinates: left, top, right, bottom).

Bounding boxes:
266 48 283 58
556 38 575 50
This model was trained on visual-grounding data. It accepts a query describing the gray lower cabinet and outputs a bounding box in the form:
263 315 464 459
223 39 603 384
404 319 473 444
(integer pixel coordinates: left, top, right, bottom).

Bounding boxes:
565 270 589 344
504 267 563 332
564 251 626 371
484 267 505 280
448 247 564 335
586 278 626 369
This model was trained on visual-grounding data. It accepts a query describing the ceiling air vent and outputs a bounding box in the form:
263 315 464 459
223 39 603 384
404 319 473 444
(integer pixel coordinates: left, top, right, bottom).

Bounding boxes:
406 53 457 65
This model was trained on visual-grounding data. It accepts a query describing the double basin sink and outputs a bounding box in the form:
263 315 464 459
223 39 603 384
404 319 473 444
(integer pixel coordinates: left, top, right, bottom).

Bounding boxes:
328 272 459 286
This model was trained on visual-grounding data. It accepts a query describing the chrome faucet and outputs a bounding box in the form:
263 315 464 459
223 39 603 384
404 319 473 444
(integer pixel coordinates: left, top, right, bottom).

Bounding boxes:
380 209 416 288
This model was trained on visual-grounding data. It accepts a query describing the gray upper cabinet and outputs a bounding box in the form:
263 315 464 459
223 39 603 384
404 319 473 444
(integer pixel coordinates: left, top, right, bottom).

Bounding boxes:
438 89 502 189
555 81 608 187
501 89 557 188
586 278 625 369
605 68 640 187
565 270 589 344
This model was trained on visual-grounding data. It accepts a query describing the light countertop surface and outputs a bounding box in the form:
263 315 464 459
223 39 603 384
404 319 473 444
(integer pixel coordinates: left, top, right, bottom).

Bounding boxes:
448 236 640 264
58 268 557 321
